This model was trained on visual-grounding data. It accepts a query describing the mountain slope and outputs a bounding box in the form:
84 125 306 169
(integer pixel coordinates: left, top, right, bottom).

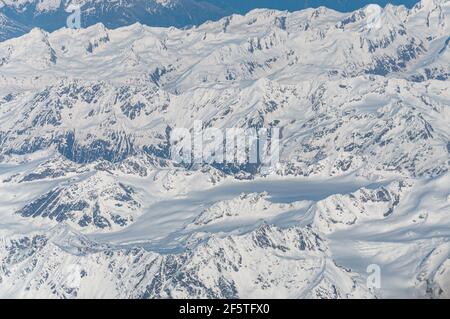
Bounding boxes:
0 0 449 299
0 11 28 41
0 0 228 41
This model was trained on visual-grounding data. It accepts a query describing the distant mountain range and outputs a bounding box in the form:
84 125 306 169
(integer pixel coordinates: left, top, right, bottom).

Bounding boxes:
0 0 449 298
0 0 422 41
0 0 228 41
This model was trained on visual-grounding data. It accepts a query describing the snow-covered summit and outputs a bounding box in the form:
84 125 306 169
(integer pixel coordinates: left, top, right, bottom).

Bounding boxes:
0 0 228 41
0 1 449 299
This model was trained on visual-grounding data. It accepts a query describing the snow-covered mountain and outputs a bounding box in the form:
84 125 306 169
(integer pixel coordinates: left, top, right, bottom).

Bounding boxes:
0 11 28 41
0 0 449 298
0 0 228 41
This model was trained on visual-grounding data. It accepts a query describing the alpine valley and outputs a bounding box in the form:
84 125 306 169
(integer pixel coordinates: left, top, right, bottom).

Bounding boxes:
0 0 449 299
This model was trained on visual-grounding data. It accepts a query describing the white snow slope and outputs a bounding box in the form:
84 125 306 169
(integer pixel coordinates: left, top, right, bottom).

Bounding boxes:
0 0 449 299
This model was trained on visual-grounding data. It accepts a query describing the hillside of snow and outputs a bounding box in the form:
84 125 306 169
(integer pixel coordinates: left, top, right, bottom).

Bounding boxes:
0 0 228 41
0 0 449 298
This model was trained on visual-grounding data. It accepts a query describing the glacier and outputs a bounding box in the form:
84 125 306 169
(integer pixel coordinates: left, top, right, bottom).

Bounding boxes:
0 0 449 299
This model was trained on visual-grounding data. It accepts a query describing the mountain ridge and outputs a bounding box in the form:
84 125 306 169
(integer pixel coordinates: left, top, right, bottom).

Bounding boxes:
0 0 449 299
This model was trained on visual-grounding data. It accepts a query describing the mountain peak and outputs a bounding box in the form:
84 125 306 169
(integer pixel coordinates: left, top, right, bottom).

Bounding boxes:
29 26 48 37
0 1 449 300
413 0 449 11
